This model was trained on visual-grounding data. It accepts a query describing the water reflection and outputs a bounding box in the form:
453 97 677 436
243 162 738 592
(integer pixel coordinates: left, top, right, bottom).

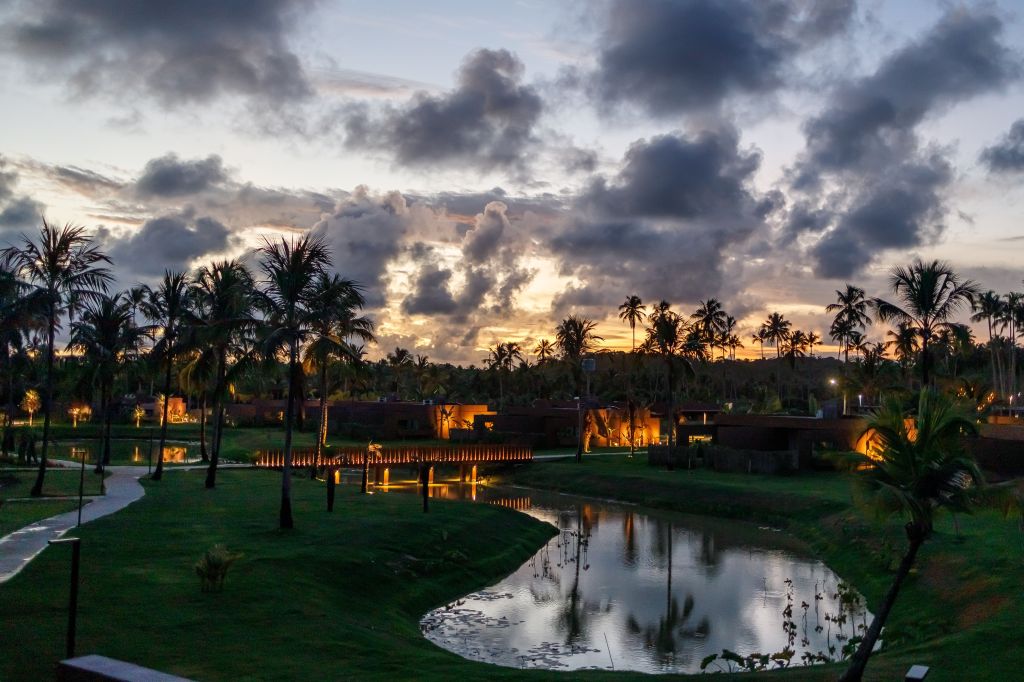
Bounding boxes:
419 485 870 673
63 442 195 463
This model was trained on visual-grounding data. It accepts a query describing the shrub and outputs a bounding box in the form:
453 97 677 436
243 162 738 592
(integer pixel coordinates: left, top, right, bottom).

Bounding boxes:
195 544 242 593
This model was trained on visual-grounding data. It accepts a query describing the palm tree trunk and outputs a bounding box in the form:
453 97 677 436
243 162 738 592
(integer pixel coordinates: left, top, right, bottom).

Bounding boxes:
665 357 675 471
102 384 113 466
987 320 998 397
280 340 297 529
2 346 12 457
921 334 931 386
205 348 227 489
30 313 56 497
839 527 925 682
315 361 327 470
152 344 174 481
199 392 209 462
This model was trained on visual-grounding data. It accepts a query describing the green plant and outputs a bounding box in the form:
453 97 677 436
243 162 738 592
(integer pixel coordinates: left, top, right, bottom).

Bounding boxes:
195 544 242 593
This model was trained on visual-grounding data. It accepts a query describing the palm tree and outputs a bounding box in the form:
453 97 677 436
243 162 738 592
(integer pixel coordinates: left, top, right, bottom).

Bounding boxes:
533 338 555 364
826 285 872 363
885 321 920 383
644 304 693 470
1 220 111 496
872 260 979 386
485 341 523 409
971 291 1004 398
302 274 373 470
806 331 820 358
141 271 191 481
0 266 38 455
838 390 983 681
751 328 766 360
187 259 256 489
998 292 1022 398
618 295 646 352
254 235 332 529
555 315 603 395
69 294 150 471
691 299 727 357
761 312 791 358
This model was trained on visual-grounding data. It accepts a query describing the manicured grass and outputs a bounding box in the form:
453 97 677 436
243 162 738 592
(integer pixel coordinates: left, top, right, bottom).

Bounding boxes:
0 469 567 681
0 468 106 500
499 455 1024 681
0 499 84 537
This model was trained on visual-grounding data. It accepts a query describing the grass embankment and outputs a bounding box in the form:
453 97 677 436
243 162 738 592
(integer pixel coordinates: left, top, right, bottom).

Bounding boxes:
0 469 568 681
0 468 105 538
499 455 1024 681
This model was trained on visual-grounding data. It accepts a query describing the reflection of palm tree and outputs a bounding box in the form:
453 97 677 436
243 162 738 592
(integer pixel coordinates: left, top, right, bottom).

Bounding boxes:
558 508 591 645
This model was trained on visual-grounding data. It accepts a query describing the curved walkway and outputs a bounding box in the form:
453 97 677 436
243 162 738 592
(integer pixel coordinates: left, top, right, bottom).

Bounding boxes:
0 464 148 583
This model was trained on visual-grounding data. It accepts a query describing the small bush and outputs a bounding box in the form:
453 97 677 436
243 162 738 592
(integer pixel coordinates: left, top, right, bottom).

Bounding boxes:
195 544 242 593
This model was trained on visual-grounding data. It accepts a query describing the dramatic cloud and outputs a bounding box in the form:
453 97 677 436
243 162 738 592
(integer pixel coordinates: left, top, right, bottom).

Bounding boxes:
786 7 1020 277
345 49 543 170
580 130 761 219
0 156 45 243
980 119 1024 173
549 128 767 311
588 0 856 116
462 201 509 263
810 155 952 278
1 0 314 104
135 154 228 197
794 7 1018 186
311 188 430 307
401 263 459 316
106 211 239 277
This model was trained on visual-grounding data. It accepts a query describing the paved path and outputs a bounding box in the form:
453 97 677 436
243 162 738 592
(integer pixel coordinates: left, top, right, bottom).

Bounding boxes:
0 464 148 583
0 461 254 584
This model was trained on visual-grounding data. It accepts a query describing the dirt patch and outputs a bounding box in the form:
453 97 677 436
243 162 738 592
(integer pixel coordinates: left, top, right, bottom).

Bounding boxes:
958 594 1008 629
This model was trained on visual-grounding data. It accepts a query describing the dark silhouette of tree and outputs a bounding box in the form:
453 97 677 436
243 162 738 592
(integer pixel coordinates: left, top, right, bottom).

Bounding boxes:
254 235 331 529
827 284 872 363
142 271 190 481
872 260 979 386
1 220 111 496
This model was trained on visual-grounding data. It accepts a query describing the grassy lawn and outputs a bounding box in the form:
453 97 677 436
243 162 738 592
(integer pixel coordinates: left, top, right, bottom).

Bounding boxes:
498 455 1024 681
0 499 85 537
0 467 106 500
0 469 568 682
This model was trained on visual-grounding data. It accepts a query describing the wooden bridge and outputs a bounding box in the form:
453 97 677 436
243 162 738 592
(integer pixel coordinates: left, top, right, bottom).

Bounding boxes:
255 444 533 483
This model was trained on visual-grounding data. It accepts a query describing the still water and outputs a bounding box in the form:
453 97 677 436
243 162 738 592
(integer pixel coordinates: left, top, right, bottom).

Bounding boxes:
63 441 196 464
412 483 870 674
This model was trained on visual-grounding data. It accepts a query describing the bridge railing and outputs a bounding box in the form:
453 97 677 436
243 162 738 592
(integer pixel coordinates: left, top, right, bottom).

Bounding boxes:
255 444 533 468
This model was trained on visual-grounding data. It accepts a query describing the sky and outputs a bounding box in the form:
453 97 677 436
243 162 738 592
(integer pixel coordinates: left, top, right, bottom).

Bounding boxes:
1 0 1023 364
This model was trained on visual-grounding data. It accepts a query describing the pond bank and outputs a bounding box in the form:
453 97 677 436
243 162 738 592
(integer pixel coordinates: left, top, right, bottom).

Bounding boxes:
497 455 1024 681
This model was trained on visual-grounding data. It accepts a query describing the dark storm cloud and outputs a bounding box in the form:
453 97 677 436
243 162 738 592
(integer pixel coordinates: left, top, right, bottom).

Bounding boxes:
106 211 238 277
811 156 952 278
980 119 1024 173
581 129 761 219
784 7 1019 278
135 154 228 197
588 0 856 116
345 49 542 170
549 128 766 310
795 7 1018 186
0 196 45 231
401 265 459 316
1 0 313 104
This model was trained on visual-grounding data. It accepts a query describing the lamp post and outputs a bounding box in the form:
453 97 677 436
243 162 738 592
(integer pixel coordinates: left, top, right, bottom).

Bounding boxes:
48 537 81 659
574 395 583 464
